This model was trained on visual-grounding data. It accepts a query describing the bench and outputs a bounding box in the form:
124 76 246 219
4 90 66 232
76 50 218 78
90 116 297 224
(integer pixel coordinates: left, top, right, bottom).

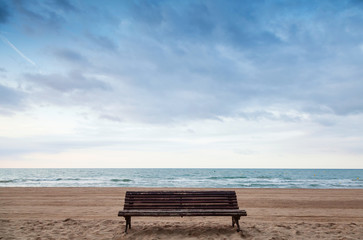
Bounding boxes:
118 191 247 232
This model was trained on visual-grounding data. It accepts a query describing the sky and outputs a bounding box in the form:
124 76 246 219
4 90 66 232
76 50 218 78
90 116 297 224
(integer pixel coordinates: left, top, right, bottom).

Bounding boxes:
0 0 363 168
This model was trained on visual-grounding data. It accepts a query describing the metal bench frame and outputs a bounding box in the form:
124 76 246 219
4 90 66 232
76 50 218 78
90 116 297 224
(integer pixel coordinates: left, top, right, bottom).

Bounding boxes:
118 191 247 233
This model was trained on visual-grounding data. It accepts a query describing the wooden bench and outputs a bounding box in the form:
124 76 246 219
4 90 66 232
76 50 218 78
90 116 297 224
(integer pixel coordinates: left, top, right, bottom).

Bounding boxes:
118 191 247 232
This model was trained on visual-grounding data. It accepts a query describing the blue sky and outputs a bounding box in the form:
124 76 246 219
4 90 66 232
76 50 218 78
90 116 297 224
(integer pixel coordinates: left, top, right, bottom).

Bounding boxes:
0 0 363 168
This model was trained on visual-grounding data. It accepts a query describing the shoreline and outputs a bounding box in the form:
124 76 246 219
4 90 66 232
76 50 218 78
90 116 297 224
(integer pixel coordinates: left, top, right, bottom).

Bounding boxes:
1 187 363 239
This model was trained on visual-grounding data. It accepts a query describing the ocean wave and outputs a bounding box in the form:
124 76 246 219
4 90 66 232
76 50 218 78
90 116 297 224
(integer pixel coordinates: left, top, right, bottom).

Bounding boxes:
55 178 81 181
256 176 273 179
0 180 14 183
240 183 284 188
308 184 320 187
207 176 247 180
16 178 81 182
110 178 132 182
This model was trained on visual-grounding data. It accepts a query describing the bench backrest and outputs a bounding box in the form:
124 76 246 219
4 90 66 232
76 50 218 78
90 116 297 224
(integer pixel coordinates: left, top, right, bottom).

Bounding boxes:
123 191 239 210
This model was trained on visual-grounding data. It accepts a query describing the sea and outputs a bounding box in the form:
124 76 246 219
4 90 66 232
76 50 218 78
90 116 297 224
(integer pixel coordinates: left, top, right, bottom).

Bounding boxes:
0 168 362 188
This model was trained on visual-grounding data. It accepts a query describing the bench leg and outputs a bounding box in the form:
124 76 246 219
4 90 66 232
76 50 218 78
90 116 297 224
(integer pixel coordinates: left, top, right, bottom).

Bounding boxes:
232 216 241 232
124 216 131 233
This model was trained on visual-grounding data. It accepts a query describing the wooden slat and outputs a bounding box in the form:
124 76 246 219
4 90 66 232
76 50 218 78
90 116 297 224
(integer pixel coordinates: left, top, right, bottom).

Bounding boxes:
119 209 247 213
126 193 236 196
126 191 236 194
126 192 235 196
126 196 236 199
124 202 238 205
125 196 235 198
125 204 237 207
126 199 235 202
125 192 237 200
124 205 238 209
125 198 237 202
120 210 247 213
125 199 238 203
125 206 238 209
118 209 247 217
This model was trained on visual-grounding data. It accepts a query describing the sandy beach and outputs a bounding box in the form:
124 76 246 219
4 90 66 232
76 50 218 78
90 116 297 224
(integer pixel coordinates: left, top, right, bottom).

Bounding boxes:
1 187 363 239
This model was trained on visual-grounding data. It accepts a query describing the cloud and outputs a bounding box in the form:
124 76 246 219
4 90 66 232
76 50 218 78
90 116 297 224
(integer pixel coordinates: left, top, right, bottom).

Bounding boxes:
0 84 25 115
0 136 116 157
52 0 78 13
24 71 110 92
2 0 363 123
99 114 123 122
0 1 10 24
12 0 64 34
53 48 87 63
123 1 281 48
130 1 164 27
86 33 117 51
0 84 22 106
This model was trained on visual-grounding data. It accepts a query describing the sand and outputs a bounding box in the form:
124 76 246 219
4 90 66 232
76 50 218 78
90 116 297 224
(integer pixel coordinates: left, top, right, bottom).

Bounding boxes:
1 187 363 239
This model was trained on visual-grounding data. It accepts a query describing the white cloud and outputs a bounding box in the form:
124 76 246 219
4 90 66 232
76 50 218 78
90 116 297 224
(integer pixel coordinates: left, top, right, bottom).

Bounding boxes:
360 43 363 53
1 0 363 168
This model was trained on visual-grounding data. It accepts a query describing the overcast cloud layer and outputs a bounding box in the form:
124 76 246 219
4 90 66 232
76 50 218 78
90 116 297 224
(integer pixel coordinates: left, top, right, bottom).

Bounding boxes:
0 0 363 168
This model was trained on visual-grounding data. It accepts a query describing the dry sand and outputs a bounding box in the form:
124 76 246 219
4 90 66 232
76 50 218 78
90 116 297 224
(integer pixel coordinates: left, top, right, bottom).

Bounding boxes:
1 187 363 239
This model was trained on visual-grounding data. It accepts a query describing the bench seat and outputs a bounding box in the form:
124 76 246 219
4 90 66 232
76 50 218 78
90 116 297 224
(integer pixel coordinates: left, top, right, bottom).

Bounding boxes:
119 209 247 216
118 191 247 232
